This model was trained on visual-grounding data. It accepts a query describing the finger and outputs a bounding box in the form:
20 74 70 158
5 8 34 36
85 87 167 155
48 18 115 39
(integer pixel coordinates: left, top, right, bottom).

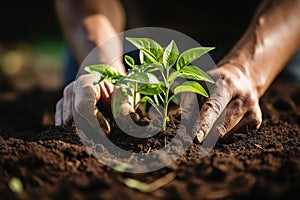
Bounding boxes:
96 110 111 136
62 82 74 125
100 81 110 102
195 81 231 142
197 98 248 142
104 80 114 96
55 98 63 126
111 87 135 116
99 80 114 106
73 74 103 131
227 103 262 135
111 88 138 133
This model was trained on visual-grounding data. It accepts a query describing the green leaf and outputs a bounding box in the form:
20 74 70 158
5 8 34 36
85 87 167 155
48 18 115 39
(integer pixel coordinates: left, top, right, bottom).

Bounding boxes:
140 48 161 64
138 96 160 112
137 84 163 95
124 55 135 68
176 47 215 70
174 81 209 97
106 74 123 84
179 66 214 83
125 72 160 84
85 64 114 74
142 64 163 73
167 71 180 84
169 94 180 105
153 94 160 105
163 40 179 69
126 37 164 63
84 64 122 84
138 96 162 116
139 96 155 104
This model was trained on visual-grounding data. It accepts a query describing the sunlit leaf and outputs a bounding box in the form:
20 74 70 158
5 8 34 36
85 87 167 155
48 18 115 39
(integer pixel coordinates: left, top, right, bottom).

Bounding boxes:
137 84 162 95
124 55 135 68
176 47 214 70
169 95 180 105
168 71 180 84
140 48 161 64
174 81 208 97
179 66 214 83
143 64 163 73
84 64 122 84
163 40 179 69
126 37 164 63
124 72 160 84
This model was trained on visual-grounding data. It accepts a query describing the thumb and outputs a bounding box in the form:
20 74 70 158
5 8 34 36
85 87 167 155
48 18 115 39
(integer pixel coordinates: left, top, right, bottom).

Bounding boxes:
111 87 135 117
111 87 141 131
73 74 111 136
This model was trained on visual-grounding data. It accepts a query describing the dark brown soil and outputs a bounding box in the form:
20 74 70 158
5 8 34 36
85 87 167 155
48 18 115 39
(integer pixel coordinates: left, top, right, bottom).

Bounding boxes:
0 76 300 200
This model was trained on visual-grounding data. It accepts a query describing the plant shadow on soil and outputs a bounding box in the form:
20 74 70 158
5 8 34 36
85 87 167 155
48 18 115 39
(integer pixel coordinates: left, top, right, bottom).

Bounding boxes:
0 74 300 200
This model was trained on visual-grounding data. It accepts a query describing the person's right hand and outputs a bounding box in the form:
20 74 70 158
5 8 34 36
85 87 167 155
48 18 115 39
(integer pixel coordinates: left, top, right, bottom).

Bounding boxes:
195 63 263 143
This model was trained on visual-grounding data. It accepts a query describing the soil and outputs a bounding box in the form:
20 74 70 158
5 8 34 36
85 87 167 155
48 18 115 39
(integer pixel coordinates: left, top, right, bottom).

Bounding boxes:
0 75 300 200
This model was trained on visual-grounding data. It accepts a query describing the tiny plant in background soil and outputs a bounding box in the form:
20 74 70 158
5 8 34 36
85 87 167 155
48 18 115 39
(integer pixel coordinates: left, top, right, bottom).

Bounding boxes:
85 37 215 130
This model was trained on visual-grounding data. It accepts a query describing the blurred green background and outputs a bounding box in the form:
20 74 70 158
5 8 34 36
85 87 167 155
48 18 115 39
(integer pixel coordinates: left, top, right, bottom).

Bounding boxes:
0 0 64 92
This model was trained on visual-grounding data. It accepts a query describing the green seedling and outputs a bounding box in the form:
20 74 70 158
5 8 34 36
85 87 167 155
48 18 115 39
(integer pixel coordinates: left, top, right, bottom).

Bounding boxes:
85 37 215 130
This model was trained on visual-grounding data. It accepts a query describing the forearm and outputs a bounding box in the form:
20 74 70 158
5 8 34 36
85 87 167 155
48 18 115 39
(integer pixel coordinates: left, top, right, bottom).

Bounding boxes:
219 0 300 97
55 0 126 74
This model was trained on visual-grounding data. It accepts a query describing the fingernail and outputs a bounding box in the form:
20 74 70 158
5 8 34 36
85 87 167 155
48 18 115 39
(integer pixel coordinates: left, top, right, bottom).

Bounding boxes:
196 130 205 143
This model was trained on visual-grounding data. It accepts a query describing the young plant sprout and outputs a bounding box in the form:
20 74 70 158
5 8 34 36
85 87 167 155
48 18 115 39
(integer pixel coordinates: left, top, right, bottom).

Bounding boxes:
85 37 215 131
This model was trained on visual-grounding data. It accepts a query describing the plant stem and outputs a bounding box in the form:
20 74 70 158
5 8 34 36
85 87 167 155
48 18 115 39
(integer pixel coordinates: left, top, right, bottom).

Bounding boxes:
133 82 138 110
163 89 170 131
162 68 170 131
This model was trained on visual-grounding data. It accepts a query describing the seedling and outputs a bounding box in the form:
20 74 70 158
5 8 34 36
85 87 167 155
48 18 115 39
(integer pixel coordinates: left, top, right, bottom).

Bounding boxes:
85 37 215 130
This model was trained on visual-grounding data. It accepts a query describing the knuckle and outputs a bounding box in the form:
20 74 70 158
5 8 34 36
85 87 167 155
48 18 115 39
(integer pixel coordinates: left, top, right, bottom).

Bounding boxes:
74 101 83 113
229 99 244 115
219 72 233 87
216 123 228 138
244 92 257 104
63 83 73 96
204 98 224 117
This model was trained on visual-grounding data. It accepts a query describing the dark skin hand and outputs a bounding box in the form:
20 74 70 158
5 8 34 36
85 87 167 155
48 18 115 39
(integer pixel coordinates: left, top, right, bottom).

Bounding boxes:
195 0 300 142
54 0 300 142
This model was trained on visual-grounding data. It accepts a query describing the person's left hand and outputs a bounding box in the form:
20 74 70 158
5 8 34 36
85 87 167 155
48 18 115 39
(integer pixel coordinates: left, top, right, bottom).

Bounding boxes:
55 73 114 135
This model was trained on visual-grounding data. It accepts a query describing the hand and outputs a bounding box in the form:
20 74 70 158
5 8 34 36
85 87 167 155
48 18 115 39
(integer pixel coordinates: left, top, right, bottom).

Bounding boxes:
195 64 262 143
55 73 114 135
